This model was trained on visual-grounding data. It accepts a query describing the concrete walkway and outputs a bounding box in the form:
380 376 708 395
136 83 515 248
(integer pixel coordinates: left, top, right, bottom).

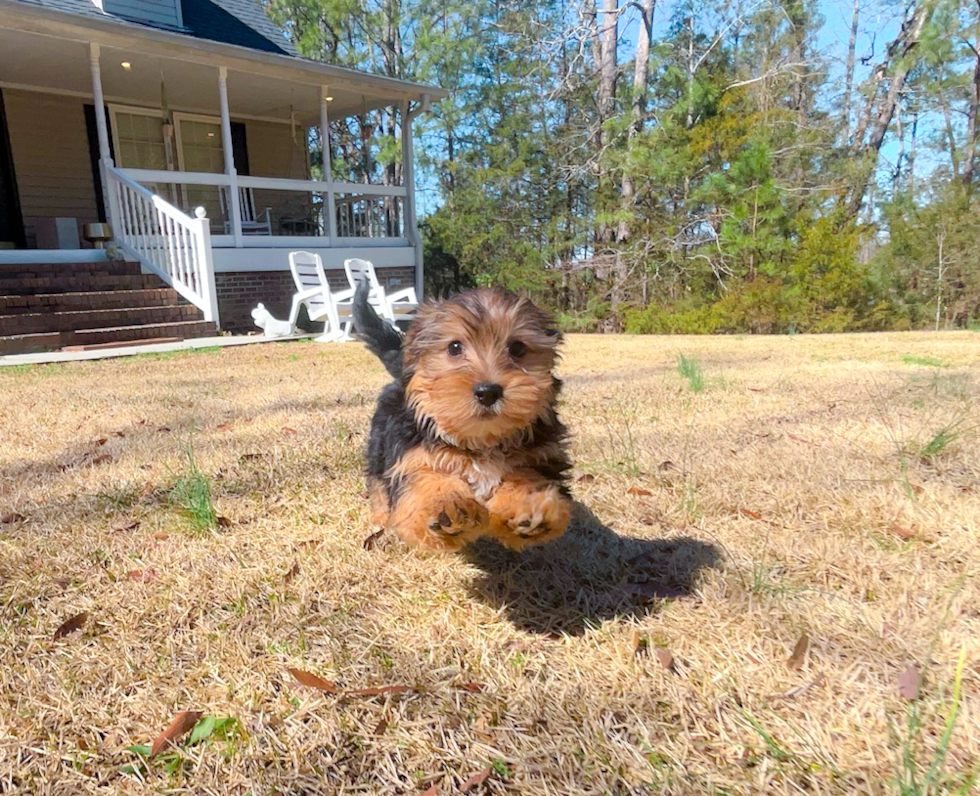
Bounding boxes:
0 333 317 367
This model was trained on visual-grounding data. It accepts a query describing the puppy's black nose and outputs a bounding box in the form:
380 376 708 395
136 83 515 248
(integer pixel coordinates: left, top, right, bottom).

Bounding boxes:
473 382 503 407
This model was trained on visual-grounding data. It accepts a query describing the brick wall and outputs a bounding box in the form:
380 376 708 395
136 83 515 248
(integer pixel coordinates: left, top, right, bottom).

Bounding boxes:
216 267 417 333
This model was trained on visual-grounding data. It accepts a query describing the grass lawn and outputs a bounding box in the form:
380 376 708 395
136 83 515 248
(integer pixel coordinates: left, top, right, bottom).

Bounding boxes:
1 331 978 795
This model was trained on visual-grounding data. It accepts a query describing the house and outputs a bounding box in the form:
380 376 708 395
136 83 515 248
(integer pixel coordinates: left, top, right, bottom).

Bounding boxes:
0 0 446 353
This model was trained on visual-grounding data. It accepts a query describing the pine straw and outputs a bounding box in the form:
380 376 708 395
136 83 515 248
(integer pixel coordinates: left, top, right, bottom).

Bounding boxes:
0 331 978 795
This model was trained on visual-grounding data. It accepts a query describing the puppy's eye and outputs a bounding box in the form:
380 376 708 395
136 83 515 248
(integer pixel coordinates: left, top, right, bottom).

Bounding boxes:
508 341 527 359
447 341 464 357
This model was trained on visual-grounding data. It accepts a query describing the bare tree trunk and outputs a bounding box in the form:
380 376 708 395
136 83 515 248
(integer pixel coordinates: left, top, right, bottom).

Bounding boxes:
597 0 619 243
617 0 655 246
961 8 980 189
842 0 860 143
908 105 918 194
844 0 935 220
936 229 946 330
939 88 959 177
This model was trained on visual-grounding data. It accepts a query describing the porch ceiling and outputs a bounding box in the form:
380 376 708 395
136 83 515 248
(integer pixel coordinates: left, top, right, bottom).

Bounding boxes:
0 23 438 124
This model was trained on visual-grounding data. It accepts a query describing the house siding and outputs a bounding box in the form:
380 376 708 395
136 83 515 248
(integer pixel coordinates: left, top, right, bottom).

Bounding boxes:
102 0 181 29
4 90 99 249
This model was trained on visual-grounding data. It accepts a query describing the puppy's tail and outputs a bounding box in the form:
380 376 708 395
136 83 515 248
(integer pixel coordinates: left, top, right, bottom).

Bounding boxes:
352 280 403 379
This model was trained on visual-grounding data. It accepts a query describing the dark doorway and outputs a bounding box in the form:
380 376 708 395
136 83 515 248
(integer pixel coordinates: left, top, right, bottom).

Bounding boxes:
0 89 25 249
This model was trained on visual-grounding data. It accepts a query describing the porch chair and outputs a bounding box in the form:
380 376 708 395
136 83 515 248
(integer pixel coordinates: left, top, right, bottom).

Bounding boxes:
221 187 273 235
288 251 355 342
343 258 418 325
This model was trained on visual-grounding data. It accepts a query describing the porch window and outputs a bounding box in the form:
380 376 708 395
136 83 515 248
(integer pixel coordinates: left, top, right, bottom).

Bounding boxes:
113 110 168 171
175 116 224 224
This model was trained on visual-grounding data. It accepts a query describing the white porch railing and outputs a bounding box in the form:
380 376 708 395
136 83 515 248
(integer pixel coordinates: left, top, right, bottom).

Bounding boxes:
119 169 409 248
104 164 219 325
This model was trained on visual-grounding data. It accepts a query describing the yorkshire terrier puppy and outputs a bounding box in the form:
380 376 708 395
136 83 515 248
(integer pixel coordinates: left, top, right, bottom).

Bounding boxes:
353 282 573 552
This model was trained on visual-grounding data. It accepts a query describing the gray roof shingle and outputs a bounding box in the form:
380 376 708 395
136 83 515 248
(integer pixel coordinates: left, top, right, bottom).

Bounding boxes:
9 0 296 55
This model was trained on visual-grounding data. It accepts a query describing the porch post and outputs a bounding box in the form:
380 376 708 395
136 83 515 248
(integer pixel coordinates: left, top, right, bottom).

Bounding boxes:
320 86 338 243
218 66 243 246
88 44 112 165
401 98 424 301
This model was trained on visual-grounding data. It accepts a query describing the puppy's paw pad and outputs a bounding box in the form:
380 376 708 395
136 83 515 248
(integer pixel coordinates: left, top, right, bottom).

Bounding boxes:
426 496 486 538
494 487 571 540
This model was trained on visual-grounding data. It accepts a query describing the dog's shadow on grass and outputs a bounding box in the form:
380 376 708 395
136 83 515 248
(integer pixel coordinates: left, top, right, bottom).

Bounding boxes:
463 503 721 636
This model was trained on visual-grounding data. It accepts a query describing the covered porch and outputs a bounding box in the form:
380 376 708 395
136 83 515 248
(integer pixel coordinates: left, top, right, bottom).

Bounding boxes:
0 3 444 329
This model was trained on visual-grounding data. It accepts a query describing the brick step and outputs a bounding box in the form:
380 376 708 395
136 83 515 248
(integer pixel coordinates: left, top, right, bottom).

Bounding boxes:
0 260 141 279
64 320 216 347
0 332 61 356
0 320 216 355
0 288 184 315
0 305 202 336
0 273 164 295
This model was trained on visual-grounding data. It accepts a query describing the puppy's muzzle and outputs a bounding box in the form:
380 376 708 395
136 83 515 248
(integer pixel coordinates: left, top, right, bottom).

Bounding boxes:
473 382 503 407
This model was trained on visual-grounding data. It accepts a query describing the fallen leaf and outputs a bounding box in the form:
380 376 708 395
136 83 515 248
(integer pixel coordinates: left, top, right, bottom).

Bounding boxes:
747 387 765 392
787 634 809 670
363 529 385 550
348 685 414 697
458 682 485 692
418 786 440 796
898 665 921 700
112 430 126 438
576 473 596 483
282 427 298 436
658 460 676 470
156 426 171 433
216 516 232 528
217 423 232 431
283 561 300 583
126 569 158 583
739 508 763 520
889 522 917 540
1 512 26 524
53 611 88 640
627 486 653 497
460 768 491 791
373 719 388 736
151 710 203 757
296 539 321 550
94 437 108 446
630 630 647 655
654 648 675 671
786 433 817 447
153 531 170 541
115 521 140 533
288 668 340 693
91 454 112 466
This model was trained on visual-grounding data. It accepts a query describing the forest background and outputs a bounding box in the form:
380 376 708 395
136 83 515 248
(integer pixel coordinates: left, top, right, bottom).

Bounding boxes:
267 0 980 334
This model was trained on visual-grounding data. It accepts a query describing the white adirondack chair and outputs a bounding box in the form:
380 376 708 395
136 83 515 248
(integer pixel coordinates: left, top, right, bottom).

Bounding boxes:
343 258 418 324
288 251 355 342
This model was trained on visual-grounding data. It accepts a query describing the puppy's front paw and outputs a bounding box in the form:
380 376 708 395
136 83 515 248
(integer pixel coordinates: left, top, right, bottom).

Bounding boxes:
422 494 488 549
488 484 571 550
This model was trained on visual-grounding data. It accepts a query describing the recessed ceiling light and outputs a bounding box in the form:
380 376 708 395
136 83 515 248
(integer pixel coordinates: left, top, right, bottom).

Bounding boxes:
325 95 334 102
120 61 132 70
207 132 215 138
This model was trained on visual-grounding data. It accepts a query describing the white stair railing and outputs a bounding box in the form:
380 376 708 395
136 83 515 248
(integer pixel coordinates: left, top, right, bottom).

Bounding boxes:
104 164 219 326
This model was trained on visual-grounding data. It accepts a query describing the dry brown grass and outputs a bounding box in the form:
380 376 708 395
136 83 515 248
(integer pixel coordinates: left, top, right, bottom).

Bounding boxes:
1 331 978 795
